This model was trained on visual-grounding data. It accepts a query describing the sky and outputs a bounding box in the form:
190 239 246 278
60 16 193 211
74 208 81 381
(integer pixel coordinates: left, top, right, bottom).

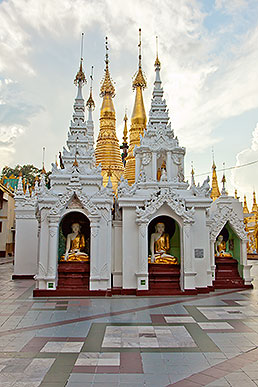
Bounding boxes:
0 0 258 208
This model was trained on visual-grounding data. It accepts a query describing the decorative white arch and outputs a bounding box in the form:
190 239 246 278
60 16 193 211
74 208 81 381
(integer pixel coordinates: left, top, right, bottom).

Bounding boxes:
136 187 195 224
209 204 247 242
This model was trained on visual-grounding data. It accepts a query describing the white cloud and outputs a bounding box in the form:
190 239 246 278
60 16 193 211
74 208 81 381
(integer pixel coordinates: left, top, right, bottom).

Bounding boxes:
0 0 257 183
231 122 258 206
215 0 248 13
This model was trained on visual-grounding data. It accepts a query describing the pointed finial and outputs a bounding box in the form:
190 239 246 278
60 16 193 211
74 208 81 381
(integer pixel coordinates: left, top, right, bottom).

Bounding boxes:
42 147 46 174
243 195 249 213
252 190 258 212
212 147 216 168
74 33 86 86
235 189 238 199
105 36 109 67
191 161 195 186
154 36 161 68
55 155 58 167
100 36 115 97
86 66 95 110
221 162 227 195
138 28 142 68
123 107 128 144
132 28 147 90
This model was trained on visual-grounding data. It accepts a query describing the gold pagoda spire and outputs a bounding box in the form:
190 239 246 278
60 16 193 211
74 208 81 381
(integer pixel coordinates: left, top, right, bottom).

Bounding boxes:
210 160 220 201
123 110 128 145
95 37 124 190
243 195 249 214
252 191 258 213
124 28 147 185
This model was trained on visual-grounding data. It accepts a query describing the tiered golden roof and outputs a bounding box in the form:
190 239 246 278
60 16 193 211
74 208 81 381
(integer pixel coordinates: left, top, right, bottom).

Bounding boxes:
95 37 124 191
210 161 221 201
124 29 147 185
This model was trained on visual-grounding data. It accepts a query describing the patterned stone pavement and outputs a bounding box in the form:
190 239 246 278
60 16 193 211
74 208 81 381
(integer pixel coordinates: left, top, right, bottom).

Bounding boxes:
1 262 258 386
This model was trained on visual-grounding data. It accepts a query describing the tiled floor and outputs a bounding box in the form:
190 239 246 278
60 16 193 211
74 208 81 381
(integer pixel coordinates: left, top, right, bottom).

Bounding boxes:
1 262 258 386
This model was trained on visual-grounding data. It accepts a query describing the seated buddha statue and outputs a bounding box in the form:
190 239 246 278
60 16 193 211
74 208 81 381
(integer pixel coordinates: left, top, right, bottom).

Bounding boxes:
215 235 232 257
149 222 178 264
60 222 89 262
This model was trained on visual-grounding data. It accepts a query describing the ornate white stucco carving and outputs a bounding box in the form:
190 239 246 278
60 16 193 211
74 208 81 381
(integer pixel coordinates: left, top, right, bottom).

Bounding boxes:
209 204 247 242
136 187 195 223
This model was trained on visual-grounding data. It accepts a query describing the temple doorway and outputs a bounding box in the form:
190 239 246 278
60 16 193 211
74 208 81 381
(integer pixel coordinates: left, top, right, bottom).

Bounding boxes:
57 211 91 292
147 215 181 294
213 222 244 288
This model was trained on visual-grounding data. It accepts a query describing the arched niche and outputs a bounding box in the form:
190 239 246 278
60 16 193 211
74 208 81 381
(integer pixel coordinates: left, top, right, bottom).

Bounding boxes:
58 211 90 261
157 154 166 181
148 215 181 262
216 222 241 262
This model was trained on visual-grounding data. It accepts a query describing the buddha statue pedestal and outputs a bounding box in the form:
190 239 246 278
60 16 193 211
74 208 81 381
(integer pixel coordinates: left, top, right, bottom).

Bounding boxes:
148 263 181 295
213 257 245 289
57 262 90 290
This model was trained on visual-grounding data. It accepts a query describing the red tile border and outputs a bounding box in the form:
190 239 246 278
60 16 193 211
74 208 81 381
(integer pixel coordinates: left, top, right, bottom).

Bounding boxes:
96 366 120 373
167 347 258 386
150 314 166 324
188 373 216 385
72 365 96 373
0 288 246 338
120 352 143 374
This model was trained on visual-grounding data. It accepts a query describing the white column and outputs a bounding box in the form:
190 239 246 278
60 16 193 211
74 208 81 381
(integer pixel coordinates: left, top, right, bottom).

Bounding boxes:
152 153 157 180
136 221 148 290
182 222 196 290
89 220 101 290
135 155 140 181
166 151 172 181
241 239 252 285
47 215 60 289
209 239 216 286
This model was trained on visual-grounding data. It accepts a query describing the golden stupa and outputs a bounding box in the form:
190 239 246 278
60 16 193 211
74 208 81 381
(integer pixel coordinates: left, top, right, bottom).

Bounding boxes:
124 29 147 185
210 161 221 201
95 37 124 190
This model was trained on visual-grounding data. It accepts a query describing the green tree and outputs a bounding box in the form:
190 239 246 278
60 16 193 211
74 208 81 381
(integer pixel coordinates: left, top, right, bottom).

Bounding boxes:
1 164 51 187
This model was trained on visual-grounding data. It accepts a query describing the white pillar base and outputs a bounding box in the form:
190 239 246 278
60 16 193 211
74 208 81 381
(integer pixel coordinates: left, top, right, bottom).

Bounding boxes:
183 271 197 290
136 273 149 290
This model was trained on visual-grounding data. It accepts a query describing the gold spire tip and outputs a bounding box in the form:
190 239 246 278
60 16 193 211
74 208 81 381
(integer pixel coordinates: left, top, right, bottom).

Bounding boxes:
74 33 86 86
86 66 95 109
100 36 115 97
132 28 147 90
155 35 161 67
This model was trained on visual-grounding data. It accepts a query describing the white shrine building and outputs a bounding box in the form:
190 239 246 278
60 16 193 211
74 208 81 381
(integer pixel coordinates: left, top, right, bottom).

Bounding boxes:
13 45 252 296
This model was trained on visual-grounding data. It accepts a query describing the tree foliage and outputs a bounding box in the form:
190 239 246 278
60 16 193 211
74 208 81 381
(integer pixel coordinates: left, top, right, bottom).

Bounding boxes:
1 164 51 186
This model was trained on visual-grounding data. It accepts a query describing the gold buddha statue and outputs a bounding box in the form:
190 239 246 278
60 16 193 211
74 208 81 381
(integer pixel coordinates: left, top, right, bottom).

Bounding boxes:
149 222 178 264
60 222 89 262
215 235 232 257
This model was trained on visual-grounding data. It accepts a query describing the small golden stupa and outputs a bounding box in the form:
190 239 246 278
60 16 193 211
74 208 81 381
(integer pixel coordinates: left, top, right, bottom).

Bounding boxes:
124 28 147 186
95 37 124 191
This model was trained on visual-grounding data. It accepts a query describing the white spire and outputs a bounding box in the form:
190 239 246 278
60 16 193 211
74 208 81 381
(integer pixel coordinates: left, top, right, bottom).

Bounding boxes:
86 65 95 147
61 34 96 169
16 172 24 196
147 45 169 128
